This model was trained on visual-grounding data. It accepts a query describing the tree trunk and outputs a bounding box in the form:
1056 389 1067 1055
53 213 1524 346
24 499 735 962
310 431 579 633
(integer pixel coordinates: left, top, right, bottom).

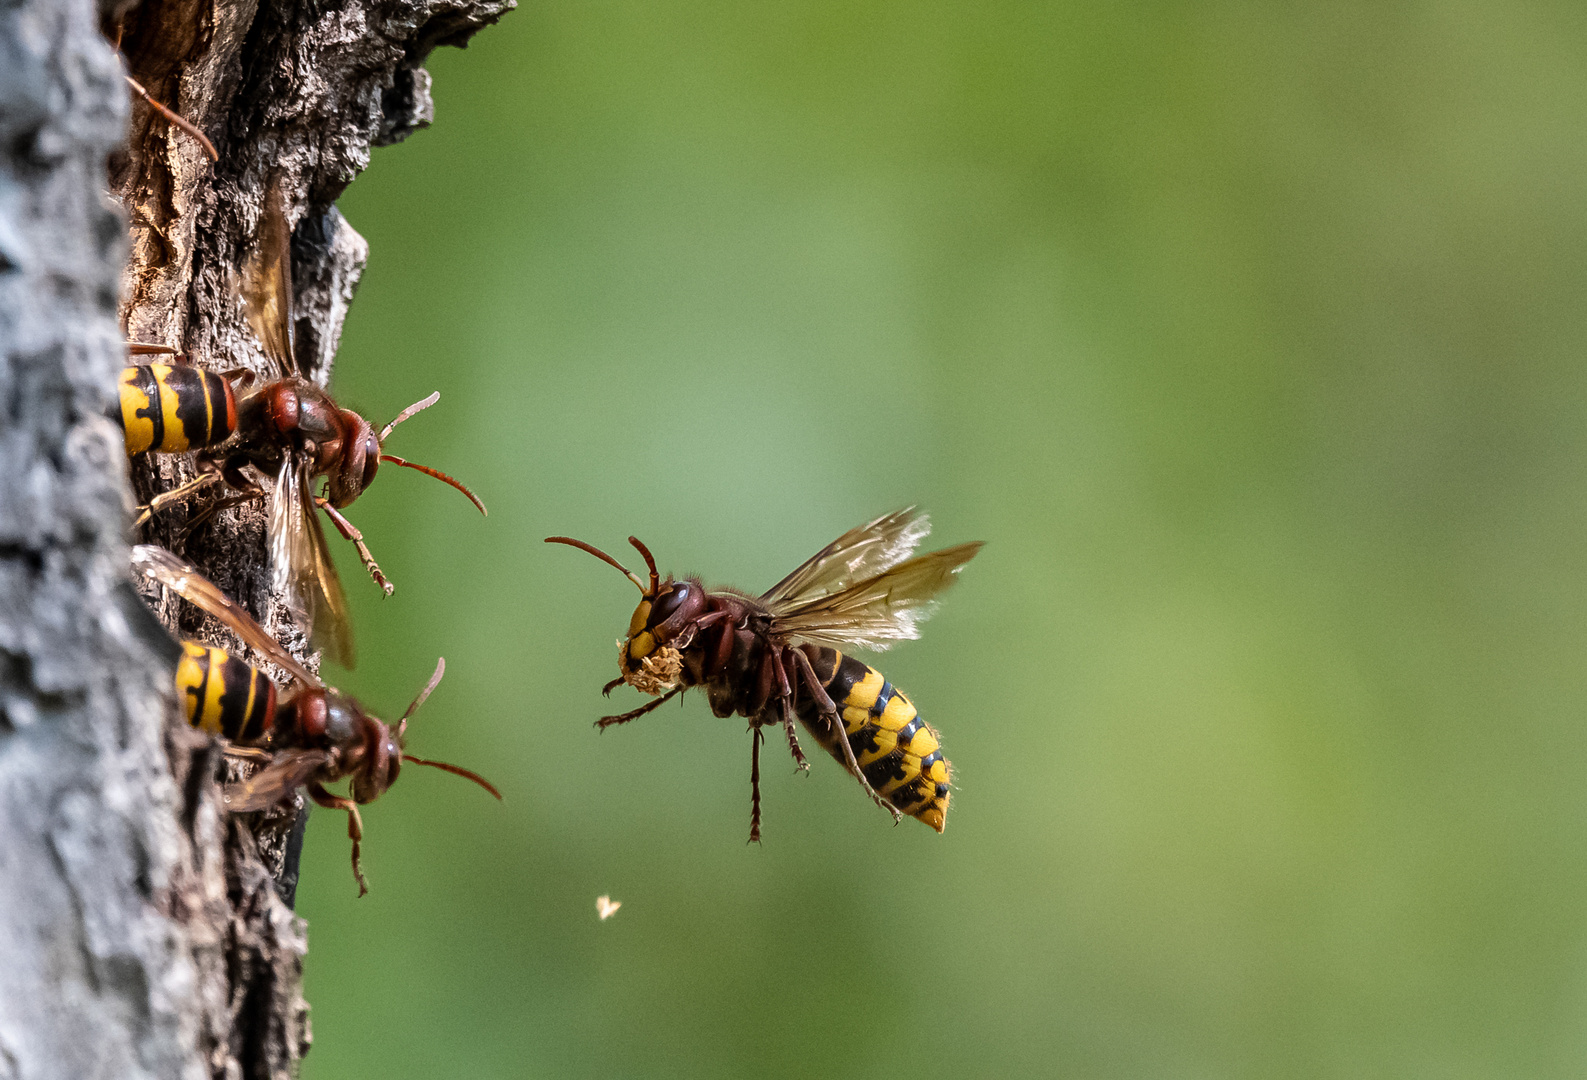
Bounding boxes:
0 0 510 1071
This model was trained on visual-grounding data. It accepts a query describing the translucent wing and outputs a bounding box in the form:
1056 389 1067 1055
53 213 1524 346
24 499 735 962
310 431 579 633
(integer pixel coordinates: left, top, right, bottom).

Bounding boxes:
760 507 933 608
770 542 984 651
130 544 319 688
240 183 297 380
269 457 356 668
221 748 332 811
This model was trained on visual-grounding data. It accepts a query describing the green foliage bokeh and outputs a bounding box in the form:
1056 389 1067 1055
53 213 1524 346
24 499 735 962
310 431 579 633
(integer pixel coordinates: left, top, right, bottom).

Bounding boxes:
298 2 1587 1077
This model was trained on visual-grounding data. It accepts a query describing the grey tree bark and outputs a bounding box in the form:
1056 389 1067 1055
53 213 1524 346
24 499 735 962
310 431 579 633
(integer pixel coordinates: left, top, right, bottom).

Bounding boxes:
0 0 510 1072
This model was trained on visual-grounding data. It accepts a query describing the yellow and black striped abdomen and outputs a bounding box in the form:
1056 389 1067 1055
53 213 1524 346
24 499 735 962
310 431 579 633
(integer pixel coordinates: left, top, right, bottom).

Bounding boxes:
116 364 236 455
797 648 951 831
174 642 277 743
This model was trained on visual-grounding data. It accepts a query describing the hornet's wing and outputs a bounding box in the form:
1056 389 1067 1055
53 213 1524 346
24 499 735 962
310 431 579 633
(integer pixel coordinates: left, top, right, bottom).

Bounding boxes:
239 181 298 380
268 457 355 668
221 748 333 811
131 544 319 687
760 507 933 608
767 539 983 652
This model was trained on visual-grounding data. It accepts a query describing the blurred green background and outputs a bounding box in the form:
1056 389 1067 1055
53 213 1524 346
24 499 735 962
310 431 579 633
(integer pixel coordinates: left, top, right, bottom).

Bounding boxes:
295 2 1587 1077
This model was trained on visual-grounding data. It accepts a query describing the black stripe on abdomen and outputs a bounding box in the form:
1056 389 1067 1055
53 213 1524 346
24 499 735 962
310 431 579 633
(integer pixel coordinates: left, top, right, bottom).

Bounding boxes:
870 680 895 717
862 752 910 792
889 778 933 813
133 366 165 451
216 655 271 741
166 366 223 448
823 652 870 706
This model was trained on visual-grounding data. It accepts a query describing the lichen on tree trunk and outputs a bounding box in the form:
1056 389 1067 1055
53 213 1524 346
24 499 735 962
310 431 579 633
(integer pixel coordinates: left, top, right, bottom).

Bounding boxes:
0 0 511 1071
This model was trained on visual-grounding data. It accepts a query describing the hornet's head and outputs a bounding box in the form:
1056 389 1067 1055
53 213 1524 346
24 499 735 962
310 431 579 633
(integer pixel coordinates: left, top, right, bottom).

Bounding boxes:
544 534 707 695
297 686 400 804
340 659 501 805
323 391 489 516
349 713 402 804
323 409 380 509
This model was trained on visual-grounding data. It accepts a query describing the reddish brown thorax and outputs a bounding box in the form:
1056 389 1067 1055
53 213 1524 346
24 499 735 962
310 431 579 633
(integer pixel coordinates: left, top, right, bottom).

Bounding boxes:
293 690 329 742
249 379 344 465
275 687 403 804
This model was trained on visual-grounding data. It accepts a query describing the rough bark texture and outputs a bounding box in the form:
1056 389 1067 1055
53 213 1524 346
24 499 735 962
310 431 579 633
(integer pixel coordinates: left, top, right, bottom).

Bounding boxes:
0 0 511 1071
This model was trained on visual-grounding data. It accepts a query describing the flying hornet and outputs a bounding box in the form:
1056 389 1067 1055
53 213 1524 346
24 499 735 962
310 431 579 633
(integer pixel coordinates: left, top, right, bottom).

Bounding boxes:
115 183 486 668
547 508 982 840
131 544 500 894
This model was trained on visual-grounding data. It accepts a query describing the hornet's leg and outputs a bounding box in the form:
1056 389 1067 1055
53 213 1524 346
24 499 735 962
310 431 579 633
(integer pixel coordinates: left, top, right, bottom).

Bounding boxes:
177 490 264 540
748 644 776 717
125 341 178 356
674 609 726 653
216 368 256 389
748 724 764 844
789 648 899 823
704 614 737 680
137 469 225 525
598 685 683 729
124 75 219 161
770 649 809 773
308 782 368 897
779 694 809 773
316 499 393 595
219 743 273 763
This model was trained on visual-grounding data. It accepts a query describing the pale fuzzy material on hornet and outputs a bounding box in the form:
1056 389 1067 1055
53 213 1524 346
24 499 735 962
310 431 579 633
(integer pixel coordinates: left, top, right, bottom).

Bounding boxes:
620 640 683 696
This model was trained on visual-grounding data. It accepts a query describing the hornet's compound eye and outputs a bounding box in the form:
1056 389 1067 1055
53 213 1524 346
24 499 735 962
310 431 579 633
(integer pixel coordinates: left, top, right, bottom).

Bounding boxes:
649 583 691 627
359 431 381 491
